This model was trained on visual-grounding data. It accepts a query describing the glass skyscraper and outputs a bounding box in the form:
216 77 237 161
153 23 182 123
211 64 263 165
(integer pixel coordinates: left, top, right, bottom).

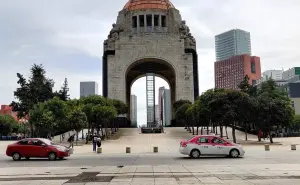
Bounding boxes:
215 29 252 61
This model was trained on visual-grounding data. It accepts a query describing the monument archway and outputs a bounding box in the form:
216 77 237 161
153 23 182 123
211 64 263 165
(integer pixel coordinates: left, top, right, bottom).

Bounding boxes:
126 58 176 125
102 0 199 127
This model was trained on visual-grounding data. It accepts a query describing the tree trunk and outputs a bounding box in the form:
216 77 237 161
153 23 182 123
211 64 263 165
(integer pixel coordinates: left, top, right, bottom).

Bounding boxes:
101 125 104 139
207 122 209 135
232 123 237 143
225 126 229 139
245 127 248 141
192 126 195 135
76 131 79 146
215 124 218 135
220 126 223 138
201 126 203 135
196 126 199 135
257 129 261 142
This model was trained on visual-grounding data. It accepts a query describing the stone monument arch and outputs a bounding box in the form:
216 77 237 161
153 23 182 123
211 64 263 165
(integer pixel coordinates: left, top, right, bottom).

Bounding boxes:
102 0 199 127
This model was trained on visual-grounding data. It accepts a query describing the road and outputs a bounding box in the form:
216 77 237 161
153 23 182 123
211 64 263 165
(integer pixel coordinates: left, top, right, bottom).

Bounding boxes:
1 147 300 168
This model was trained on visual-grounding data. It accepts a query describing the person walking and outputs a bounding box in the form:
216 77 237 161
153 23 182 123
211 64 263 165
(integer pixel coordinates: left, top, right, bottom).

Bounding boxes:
96 135 101 148
67 134 75 148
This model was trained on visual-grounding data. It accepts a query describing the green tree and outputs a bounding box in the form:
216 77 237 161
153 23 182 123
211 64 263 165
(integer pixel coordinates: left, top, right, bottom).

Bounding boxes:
54 78 70 101
29 97 68 137
67 107 87 145
174 103 191 132
109 99 128 131
0 115 17 135
10 64 55 136
92 105 117 139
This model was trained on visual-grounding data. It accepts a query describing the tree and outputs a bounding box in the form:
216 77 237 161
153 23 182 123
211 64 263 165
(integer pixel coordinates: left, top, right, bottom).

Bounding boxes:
174 103 191 132
173 100 192 113
29 97 68 137
67 107 87 145
0 115 17 135
109 99 128 131
10 64 55 136
92 105 117 139
54 78 70 101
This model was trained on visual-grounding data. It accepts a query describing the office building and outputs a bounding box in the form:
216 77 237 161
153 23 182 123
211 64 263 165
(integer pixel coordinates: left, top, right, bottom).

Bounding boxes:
282 67 300 83
162 89 171 127
215 54 261 90
157 87 165 125
281 83 300 114
0 105 18 121
215 29 252 61
256 70 284 85
80 82 98 98
155 105 160 124
130 95 137 127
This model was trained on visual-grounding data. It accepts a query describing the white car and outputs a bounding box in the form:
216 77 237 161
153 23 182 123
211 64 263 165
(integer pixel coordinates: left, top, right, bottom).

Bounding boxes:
179 135 245 158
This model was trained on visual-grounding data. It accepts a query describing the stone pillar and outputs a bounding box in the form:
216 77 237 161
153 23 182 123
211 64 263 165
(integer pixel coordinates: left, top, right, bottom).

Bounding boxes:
137 15 140 32
144 14 146 32
159 15 162 27
152 14 154 31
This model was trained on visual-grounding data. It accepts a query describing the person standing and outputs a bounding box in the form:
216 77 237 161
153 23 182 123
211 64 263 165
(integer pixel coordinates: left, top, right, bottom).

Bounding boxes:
92 133 98 152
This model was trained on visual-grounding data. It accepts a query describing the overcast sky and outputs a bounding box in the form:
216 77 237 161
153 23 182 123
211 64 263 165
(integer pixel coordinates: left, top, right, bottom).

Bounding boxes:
0 0 299 125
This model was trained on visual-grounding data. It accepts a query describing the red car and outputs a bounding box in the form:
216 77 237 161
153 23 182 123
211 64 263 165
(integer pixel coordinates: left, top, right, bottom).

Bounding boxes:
6 138 71 161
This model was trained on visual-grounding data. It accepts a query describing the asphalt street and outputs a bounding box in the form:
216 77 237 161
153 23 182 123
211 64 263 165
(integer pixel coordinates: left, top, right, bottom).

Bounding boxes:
1 148 300 168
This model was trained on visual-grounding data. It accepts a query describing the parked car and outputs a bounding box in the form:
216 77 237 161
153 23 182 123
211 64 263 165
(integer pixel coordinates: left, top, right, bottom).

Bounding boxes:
6 138 71 161
179 135 245 158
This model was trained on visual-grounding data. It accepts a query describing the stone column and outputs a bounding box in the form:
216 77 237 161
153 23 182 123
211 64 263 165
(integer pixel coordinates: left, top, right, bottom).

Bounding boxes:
159 15 162 27
144 14 146 32
137 15 140 32
152 14 154 31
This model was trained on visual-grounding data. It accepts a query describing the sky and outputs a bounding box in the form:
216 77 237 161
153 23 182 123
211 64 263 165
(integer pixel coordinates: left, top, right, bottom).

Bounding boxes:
0 0 299 125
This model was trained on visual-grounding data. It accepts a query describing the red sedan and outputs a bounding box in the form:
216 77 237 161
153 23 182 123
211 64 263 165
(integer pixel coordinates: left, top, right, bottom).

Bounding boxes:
6 138 71 161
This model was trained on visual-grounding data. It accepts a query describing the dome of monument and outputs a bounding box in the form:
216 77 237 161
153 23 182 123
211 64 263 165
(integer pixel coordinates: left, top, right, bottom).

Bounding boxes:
123 0 174 11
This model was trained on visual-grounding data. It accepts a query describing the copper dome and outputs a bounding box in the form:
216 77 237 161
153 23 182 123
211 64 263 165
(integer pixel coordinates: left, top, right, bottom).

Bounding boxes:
124 0 175 11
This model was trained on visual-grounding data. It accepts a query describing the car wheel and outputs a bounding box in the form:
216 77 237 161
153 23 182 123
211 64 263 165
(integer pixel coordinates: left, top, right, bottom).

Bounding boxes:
12 152 21 161
190 149 201 158
48 152 57 160
230 149 240 158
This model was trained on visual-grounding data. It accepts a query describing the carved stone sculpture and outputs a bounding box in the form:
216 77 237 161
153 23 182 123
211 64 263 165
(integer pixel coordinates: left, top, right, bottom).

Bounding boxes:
104 23 124 51
179 20 190 39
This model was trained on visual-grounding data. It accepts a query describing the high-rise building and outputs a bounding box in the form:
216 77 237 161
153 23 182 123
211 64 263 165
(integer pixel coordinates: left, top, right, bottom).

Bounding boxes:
162 89 171 127
155 105 160 124
215 54 261 89
215 29 252 61
281 83 300 114
80 82 98 98
283 67 300 82
256 70 284 86
130 95 137 127
157 87 165 125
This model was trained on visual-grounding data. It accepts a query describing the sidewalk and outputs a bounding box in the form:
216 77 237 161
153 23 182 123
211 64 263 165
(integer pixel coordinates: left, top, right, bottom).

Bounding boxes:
1 164 300 184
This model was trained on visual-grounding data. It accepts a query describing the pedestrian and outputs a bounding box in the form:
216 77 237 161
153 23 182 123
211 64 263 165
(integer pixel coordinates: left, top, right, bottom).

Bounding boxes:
96 135 101 148
92 133 98 152
67 134 75 148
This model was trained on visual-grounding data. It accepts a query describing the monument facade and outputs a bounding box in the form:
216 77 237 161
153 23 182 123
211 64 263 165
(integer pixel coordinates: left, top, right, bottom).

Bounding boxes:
102 0 199 123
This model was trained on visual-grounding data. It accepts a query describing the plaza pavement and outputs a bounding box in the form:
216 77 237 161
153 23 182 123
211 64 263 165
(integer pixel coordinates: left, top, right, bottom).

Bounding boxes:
1 128 300 184
1 164 300 184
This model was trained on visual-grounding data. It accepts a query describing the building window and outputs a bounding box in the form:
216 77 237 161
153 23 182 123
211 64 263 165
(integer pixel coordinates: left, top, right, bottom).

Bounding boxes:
139 15 145 27
291 101 295 108
132 16 137 28
161 15 167 27
154 15 159 26
146 14 152 27
251 62 256 73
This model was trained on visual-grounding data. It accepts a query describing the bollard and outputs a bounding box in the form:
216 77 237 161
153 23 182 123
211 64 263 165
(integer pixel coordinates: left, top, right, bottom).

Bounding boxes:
291 144 297 151
153 146 158 153
97 147 102 154
265 144 270 151
126 147 131 153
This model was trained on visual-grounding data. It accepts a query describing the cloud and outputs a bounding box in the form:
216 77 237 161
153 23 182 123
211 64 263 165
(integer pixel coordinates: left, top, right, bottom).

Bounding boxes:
0 0 299 125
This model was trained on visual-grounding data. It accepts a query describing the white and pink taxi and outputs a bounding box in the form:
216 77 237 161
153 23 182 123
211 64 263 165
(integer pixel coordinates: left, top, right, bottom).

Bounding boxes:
179 135 245 158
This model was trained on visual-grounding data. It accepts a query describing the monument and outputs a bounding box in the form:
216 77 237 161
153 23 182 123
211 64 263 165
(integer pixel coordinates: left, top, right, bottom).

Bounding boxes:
102 0 199 127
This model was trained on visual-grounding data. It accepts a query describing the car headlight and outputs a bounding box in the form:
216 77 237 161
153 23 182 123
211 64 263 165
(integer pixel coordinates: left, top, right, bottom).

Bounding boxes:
56 147 66 152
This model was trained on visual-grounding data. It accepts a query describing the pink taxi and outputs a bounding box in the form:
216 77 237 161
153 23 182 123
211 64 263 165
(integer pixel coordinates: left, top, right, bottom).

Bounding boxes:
179 135 245 158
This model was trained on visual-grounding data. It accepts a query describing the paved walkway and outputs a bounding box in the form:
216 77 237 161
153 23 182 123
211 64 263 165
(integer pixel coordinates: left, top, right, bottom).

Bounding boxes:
1 164 300 184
